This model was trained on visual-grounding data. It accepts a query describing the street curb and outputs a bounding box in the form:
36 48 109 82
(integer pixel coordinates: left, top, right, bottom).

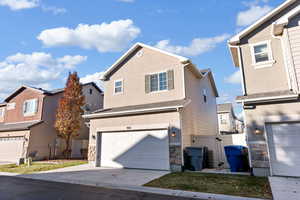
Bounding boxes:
0 172 267 200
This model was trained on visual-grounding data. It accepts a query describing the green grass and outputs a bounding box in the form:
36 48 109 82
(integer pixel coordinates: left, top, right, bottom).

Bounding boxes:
0 160 87 174
145 172 272 199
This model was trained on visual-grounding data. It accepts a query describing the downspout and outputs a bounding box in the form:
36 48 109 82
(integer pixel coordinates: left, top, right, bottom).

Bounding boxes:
271 23 297 92
229 44 247 96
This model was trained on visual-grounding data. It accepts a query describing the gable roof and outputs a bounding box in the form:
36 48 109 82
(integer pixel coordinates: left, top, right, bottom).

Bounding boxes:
101 42 189 80
4 85 46 102
84 99 189 119
200 68 219 97
229 0 297 45
4 82 103 103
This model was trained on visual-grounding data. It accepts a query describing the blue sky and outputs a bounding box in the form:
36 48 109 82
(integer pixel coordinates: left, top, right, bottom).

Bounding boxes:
0 0 284 116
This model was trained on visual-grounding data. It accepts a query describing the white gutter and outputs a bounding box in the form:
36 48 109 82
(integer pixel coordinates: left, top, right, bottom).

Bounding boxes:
228 44 247 95
237 94 299 104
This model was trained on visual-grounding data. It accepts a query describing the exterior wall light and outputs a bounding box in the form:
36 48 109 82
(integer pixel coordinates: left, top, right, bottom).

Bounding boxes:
171 132 176 137
254 128 263 135
92 135 96 139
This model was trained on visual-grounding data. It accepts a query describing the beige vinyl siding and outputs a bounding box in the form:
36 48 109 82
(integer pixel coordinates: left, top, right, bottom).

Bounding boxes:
181 66 218 149
287 14 300 87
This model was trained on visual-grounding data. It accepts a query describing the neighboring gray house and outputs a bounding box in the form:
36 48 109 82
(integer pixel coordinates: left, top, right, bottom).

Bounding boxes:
84 42 219 171
217 103 244 134
228 0 300 177
0 83 103 163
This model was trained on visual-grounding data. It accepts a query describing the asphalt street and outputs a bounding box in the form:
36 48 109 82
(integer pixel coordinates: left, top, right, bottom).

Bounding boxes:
0 176 200 200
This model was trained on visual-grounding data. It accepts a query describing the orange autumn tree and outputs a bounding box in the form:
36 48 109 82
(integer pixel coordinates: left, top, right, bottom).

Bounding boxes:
55 72 85 158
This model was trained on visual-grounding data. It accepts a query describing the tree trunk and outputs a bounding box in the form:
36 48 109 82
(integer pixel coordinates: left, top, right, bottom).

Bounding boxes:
63 135 72 159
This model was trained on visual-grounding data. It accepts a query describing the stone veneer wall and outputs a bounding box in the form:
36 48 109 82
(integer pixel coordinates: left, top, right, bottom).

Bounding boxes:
88 145 96 162
169 145 182 171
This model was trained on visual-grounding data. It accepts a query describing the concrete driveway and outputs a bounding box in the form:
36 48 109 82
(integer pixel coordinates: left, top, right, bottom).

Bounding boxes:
269 176 300 200
21 164 169 187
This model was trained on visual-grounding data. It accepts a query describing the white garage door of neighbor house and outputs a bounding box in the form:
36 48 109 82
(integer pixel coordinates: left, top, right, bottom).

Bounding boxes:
266 123 300 177
100 130 170 170
0 137 24 163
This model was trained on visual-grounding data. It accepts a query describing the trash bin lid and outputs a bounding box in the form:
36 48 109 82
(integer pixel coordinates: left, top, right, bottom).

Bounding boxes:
224 145 247 156
185 147 205 156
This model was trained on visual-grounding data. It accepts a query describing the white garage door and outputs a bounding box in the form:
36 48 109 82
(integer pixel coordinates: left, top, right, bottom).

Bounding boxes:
100 130 170 170
266 123 300 177
0 137 24 163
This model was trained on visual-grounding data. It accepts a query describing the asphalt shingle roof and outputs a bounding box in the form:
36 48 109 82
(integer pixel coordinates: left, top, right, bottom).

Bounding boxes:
0 121 43 132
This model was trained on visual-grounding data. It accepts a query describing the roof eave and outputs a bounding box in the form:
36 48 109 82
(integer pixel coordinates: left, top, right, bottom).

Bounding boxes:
83 105 185 119
101 42 189 81
237 94 299 104
229 0 297 45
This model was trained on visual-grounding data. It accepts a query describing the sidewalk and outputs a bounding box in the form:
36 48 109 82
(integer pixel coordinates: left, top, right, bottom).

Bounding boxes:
269 176 300 200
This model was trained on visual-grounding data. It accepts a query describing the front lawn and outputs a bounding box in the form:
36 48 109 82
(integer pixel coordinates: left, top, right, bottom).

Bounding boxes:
145 172 272 199
0 160 87 174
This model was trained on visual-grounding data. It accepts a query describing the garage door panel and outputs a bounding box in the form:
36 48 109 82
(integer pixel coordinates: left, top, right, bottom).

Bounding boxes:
0 137 24 162
267 123 300 177
100 130 170 170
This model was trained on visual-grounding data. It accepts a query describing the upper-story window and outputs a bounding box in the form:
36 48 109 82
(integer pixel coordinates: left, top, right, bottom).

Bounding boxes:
0 107 5 117
250 41 274 67
203 89 207 103
114 80 123 94
145 70 174 94
220 115 227 124
6 102 16 110
150 72 168 92
23 99 38 116
89 89 93 95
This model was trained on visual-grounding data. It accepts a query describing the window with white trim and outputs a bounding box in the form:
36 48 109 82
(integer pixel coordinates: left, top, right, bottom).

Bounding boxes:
23 99 38 116
6 103 15 110
114 80 123 94
0 107 4 117
220 115 227 124
250 41 274 66
150 72 168 92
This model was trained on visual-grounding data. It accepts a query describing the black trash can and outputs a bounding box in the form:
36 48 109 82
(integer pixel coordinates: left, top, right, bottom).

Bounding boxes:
184 147 208 171
224 145 249 172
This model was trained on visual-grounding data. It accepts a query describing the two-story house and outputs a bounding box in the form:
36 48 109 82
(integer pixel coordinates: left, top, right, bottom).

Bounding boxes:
217 103 244 134
0 82 103 163
84 43 219 171
228 0 300 177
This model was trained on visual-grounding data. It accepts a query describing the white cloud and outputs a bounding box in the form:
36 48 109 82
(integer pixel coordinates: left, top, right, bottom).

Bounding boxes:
0 0 67 15
80 72 105 90
155 34 230 57
0 52 86 101
37 19 141 53
0 0 39 10
237 0 272 27
225 70 241 84
41 5 66 15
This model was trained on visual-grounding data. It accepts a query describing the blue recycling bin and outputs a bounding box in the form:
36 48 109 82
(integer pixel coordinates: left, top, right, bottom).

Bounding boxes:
224 145 248 172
